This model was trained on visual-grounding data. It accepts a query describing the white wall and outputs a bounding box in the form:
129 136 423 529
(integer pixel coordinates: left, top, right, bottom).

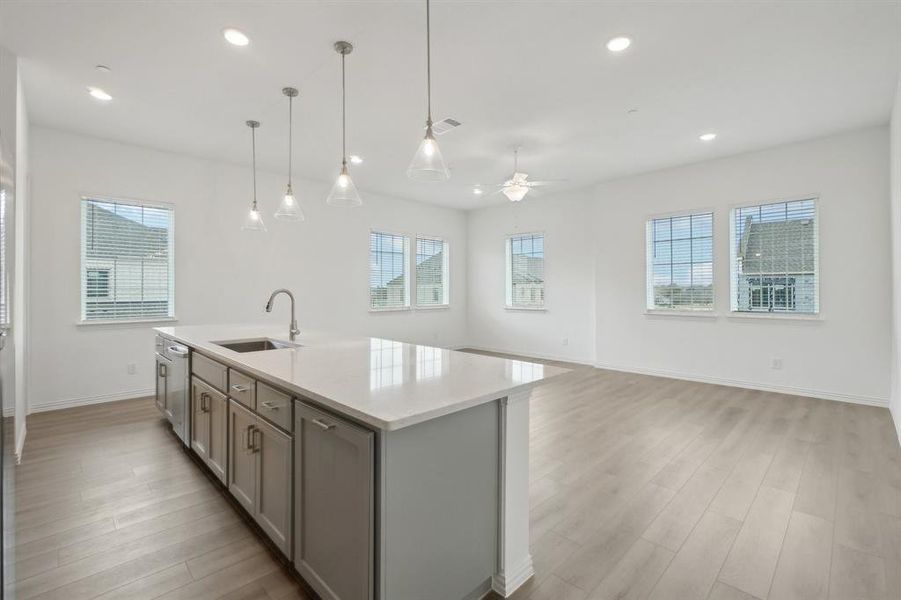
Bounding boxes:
466 192 596 364
467 127 892 405
28 126 468 412
890 78 901 433
594 127 891 404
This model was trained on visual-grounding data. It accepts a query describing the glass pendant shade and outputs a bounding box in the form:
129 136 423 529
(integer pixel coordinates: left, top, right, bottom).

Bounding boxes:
275 184 304 221
326 164 362 207
407 127 449 181
242 204 267 231
502 184 529 202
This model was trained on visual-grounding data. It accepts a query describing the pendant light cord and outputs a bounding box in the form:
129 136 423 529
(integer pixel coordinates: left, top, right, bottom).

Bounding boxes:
251 125 258 209
426 0 432 124
341 52 347 166
287 95 293 186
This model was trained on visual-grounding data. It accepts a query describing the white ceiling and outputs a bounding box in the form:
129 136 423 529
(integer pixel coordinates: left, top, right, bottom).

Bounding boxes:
2 1 900 210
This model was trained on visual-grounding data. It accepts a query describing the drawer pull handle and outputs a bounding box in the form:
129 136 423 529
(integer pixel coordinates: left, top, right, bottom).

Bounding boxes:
260 401 279 411
312 418 335 431
231 384 250 393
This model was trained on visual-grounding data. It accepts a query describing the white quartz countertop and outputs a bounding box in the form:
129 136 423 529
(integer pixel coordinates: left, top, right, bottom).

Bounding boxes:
155 325 570 431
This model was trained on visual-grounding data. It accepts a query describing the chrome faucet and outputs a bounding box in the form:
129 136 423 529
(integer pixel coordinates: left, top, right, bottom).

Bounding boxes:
265 289 300 341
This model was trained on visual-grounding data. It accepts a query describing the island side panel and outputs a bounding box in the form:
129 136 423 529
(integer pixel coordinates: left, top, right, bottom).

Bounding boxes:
379 400 499 600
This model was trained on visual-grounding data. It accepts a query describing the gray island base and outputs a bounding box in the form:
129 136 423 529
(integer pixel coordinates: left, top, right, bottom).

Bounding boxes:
154 325 569 600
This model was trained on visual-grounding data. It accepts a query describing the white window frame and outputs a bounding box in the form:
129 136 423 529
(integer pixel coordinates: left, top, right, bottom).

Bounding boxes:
645 209 716 314
369 229 411 312
79 194 176 325
505 231 546 311
414 235 450 309
728 195 820 319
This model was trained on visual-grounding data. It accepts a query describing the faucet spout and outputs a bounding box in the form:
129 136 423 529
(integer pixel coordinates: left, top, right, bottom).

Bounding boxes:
265 289 300 341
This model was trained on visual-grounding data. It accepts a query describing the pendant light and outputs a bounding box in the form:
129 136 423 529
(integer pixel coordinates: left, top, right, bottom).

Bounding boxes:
407 0 449 181
242 120 266 231
275 87 304 221
326 41 362 207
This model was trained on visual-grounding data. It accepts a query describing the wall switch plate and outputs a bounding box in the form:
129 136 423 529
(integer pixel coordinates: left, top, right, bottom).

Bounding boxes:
770 358 783 370
127 363 136 375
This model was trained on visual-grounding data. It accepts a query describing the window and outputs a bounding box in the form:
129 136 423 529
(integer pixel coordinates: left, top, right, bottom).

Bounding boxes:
506 233 544 309
731 198 818 314
85 269 110 298
646 212 713 311
80 197 175 322
415 237 449 307
369 231 410 310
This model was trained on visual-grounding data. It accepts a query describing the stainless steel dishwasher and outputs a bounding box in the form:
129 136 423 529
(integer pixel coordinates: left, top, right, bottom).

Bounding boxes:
155 335 190 446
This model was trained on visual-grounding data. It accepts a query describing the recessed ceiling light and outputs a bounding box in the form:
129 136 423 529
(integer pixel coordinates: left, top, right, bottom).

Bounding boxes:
473 187 483 196
606 37 632 52
349 155 363 165
87 87 112 101
699 132 717 142
223 28 250 46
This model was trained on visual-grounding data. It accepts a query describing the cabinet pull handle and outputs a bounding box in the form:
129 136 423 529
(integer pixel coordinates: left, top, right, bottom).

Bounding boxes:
312 418 335 431
231 384 250 393
253 427 262 453
245 424 255 453
200 392 210 412
158 363 167 378
260 401 278 411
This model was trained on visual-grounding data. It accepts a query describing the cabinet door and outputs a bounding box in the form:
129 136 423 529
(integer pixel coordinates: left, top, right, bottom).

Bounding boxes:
294 402 374 600
155 357 168 416
207 389 228 483
190 377 210 462
228 401 257 514
255 417 292 556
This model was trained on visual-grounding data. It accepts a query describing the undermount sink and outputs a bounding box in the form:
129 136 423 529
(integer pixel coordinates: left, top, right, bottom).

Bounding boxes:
213 338 300 353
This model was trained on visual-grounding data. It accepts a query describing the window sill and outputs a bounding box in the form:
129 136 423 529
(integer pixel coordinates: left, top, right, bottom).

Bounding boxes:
504 306 547 312
413 305 450 311
77 316 179 327
645 310 718 319
369 307 412 313
727 311 822 322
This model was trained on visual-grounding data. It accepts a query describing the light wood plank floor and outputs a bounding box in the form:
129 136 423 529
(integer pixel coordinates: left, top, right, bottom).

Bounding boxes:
9 363 901 600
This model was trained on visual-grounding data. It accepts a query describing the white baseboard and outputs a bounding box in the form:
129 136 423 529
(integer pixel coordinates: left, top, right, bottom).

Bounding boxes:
594 361 889 408
29 388 155 414
459 344 595 367
491 555 535 597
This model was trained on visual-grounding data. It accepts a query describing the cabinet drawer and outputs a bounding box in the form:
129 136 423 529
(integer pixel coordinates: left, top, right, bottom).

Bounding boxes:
228 369 256 409
256 383 293 432
192 353 227 393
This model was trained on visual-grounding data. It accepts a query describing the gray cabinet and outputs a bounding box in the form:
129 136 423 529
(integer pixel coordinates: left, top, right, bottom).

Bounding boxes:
207 387 228 483
227 400 293 557
155 357 168 416
294 401 374 600
228 400 257 514
191 376 227 484
256 417 292 553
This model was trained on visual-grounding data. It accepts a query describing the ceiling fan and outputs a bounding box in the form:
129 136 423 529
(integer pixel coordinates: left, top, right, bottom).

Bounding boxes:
493 148 559 202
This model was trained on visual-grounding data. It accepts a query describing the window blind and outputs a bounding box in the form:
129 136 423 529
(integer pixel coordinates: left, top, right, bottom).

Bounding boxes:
731 198 818 314
81 197 174 321
646 212 713 311
415 237 448 306
369 231 410 309
507 233 544 308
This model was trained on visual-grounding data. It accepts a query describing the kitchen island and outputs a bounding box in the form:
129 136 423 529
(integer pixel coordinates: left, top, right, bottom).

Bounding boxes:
155 325 569 600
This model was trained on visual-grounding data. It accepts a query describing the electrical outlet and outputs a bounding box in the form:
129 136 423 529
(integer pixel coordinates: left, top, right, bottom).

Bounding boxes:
562 337 569 346
127 363 136 375
770 357 783 370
